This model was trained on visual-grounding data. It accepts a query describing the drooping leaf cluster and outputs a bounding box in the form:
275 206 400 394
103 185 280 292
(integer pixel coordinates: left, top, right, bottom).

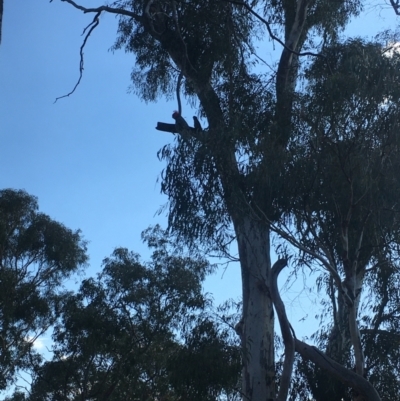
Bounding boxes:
111 0 255 102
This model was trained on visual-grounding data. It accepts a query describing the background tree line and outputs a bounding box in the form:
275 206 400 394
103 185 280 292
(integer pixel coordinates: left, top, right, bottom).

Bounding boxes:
0 189 241 401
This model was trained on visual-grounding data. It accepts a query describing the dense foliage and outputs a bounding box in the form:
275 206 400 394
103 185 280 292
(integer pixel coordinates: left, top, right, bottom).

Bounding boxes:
0 189 88 390
0 208 241 400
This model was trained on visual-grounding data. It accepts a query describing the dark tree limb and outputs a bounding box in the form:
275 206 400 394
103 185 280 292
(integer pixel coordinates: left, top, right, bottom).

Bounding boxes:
156 122 177 134
51 0 143 102
389 0 400 15
156 116 204 142
53 0 142 21
176 71 183 116
54 11 100 102
294 339 381 401
276 0 311 95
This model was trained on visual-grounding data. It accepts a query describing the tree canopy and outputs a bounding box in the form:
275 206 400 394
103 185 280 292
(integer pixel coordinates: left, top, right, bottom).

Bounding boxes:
3 225 241 401
5 0 400 400
0 189 88 390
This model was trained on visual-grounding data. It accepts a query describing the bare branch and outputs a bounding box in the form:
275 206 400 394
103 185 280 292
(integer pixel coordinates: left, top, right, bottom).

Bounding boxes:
54 12 100 102
54 0 141 20
51 0 143 101
253 203 342 284
223 0 322 58
155 122 177 134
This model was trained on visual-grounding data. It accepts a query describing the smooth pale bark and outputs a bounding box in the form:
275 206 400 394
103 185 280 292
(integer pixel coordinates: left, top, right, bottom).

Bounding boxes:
326 263 366 376
270 261 382 401
235 217 275 401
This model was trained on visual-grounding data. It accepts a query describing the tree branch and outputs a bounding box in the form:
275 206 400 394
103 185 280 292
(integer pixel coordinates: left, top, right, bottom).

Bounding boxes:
156 116 204 142
53 0 141 20
51 0 143 101
223 0 321 58
270 258 294 401
276 0 311 98
253 202 343 285
389 0 400 15
155 122 177 134
294 339 382 401
54 11 100 102
270 258 382 401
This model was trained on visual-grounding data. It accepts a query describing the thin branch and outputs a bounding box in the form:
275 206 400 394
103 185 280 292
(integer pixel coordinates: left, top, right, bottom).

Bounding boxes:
54 0 141 20
304 210 337 270
54 12 100 102
253 203 341 283
353 210 372 271
51 0 143 101
223 0 322 58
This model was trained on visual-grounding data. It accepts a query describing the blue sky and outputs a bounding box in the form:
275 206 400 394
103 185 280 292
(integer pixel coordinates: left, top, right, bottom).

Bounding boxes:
0 0 398 340
0 0 244 308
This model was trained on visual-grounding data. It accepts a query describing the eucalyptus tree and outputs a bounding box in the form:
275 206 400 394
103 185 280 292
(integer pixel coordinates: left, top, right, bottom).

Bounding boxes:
269 39 400 401
21 226 240 401
47 0 396 400
0 189 88 390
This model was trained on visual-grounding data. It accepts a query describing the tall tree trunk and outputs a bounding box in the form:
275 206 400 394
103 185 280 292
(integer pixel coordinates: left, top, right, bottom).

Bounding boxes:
235 216 275 401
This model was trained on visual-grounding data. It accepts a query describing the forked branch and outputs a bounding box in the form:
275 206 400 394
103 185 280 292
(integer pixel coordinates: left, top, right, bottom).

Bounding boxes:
270 259 382 401
389 0 400 15
53 0 141 20
224 0 321 58
294 339 381 401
